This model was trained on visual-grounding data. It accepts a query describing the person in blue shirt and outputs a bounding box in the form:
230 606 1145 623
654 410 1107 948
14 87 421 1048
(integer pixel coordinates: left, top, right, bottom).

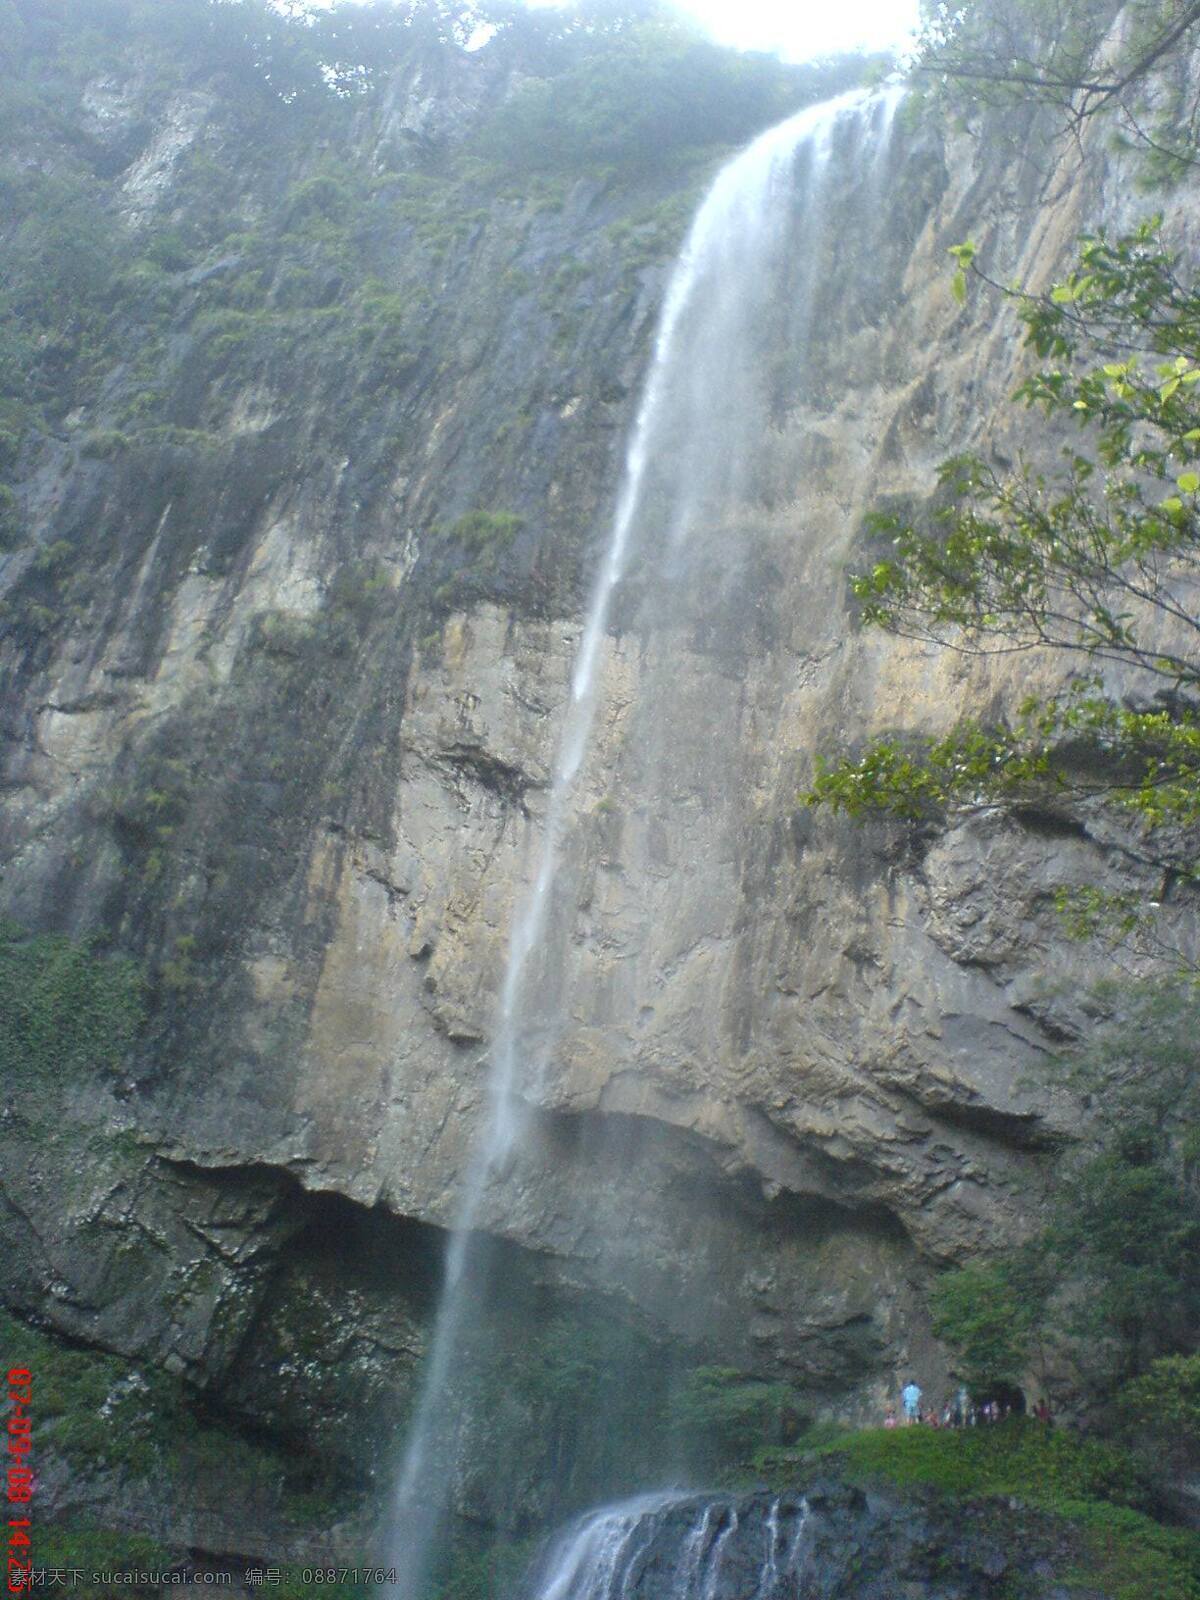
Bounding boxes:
901 1380 922 1423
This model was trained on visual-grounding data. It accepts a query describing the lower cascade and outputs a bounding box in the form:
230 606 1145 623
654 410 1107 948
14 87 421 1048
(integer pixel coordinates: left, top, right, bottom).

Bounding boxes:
523 1492 811 1600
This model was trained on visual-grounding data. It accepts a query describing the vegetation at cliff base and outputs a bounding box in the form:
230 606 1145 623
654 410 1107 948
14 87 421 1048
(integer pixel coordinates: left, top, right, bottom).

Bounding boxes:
928 1260 1041 1392
814 1415 1142 1502
928 983 1200 1420
0 1309 371 1596
810 1422 1200 1600
673 1364 800 1471
1121 1351 1200 1477
741 1411 1200 1600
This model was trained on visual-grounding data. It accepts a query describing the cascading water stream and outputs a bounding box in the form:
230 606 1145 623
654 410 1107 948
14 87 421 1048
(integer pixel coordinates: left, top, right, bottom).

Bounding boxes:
387 84 903 1598
522 1493 812 1600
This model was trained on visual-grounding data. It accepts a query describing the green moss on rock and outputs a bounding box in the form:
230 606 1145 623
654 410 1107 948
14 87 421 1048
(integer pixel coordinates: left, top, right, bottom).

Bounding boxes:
0 923 143 1087
0 1310 367 1552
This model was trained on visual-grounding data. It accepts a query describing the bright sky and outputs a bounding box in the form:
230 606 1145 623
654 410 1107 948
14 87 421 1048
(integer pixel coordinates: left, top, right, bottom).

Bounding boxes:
537 0 923 61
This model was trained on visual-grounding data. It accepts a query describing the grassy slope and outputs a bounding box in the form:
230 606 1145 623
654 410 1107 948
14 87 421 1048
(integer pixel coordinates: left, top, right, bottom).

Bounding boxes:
747 1420 1200 1600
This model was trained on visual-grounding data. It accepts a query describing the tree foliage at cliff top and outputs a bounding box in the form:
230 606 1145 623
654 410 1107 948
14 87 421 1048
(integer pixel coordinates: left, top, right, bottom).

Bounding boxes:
915 0 1200 169
2 0 878 170
808 220 1200 899
479 16 876 173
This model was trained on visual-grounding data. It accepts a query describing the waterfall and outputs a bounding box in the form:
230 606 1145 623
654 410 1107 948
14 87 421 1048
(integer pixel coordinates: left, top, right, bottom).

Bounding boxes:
522 1493 811 1600
387 85 904 1598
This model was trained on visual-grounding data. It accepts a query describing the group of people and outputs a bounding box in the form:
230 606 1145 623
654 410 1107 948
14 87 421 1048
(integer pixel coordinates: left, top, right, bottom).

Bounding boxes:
883 1382 1053 1429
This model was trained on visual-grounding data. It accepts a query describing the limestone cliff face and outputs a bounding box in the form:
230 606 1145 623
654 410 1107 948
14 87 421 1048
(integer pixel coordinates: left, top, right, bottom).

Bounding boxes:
3 9 1198 1556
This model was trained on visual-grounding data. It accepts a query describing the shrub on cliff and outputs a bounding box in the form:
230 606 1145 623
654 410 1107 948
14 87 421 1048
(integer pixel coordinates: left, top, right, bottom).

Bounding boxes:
930 1259 1041 1393
482 20 879 174
1120 1352 1200 1478
0 923 143 1086
674 1365 799 1470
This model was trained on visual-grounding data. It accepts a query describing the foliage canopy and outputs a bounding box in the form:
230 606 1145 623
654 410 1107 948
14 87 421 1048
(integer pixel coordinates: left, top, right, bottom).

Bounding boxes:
483 21 875 173
914 0 1200 170
808 220 1200 938
1120 1352 1200 1473
929 1260 1042 1392
673 1364 797 1470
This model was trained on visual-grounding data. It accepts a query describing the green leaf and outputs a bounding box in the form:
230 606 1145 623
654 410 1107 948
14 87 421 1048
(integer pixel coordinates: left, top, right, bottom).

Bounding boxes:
951 269 967 306
1178 473 1200 494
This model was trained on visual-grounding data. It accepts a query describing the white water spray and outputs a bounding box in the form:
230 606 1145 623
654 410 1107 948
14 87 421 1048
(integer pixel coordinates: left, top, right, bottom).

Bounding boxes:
523 1492 813 1600
387 85 902 1597
535 1492 689 1600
